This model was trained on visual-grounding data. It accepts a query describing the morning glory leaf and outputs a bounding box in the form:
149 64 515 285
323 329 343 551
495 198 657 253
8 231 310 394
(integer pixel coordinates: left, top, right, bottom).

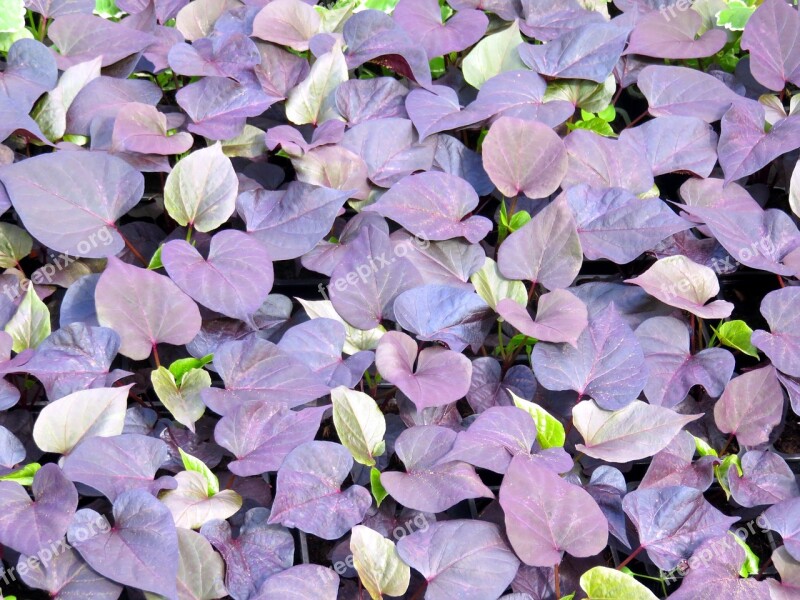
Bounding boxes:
4 284 50 352
752 287 800 376
496 288 588 346
350 525 410 600
32 56 100 141
717 320 759 357
0 462 41 486
580 566 658 600
512 392 565 449
729 450 799 508
332 386 386 466
152 366 211 432
285 45 347 126
714 365 784 446
470 257 527 310
252 565 339 600
0 223 32 269
741 0 800 91
252 0 321 52
462 20 526 89
160 470 242 529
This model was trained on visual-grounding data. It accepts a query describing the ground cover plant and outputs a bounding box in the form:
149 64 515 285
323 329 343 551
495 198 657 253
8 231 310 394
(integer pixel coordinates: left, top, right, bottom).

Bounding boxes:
0 0 799 597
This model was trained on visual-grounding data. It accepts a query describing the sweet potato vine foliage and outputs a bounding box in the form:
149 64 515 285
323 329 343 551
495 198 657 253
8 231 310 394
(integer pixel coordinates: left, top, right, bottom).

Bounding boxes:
1 0 800 597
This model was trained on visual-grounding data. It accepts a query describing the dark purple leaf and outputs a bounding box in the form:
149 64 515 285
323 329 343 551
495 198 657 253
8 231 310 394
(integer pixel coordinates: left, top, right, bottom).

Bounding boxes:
752 287 800 376
730 450 799 507
0 425 25 472
623 485 738 570
110 103 194 155
432 134 495 197
532 303 646 409
268 441 372 539
635 316 735 407
585 465 630 547
61 434 176 501
404 85 488 141
381 425 493 512
66 76 161 136
393 231 485 288
520 0 605 41
396 520 519 600
0 464 77 556
639 431 715 491
335 77 409 125
466 357 537 413
714 365 784 446
214 403 329 476
500 453 608 566
68 489 178 598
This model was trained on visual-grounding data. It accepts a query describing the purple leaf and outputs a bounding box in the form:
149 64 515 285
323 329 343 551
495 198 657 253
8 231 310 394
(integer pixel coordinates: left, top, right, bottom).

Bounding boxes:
255 43 310 100
68 489 179 598
623 485 738 570
95 256 202 361
638 65 741 123
718 101 800 183
21 323 120 401
585 465 630 547
25 0 94 19
730 450 799 507
110 103 194 155
518 20 630 83
752 287 800 377
341 117 435 187
0 39 57 110
253 564 339 600
48 14 154 69
342 10 432 88
214 403 329 476
573 400 702 463
268 441 372 539
625 9 726 59
19 545 123 599
500 454 608 566
404 85 488 141
61 434 176 501
469 70 575 127
329 224 421 330
237 182 349 261
618 116 719 177
335 77 409 126
497 196 582 290
562 129 654 194
396 520 519 600
496 289 588 346
432 134 495 196
252 0 321 51
376 330 472 409
381 425 493 512
364 171 491 243
277 319 373 387
394 231 485 288
466 357 537 413
0 425 25 472
639 431 715 492
394 0 487 59
0 152 143 258
482 116 567 199
635 316 735 407
625 255 734 319
0 464 77 556
520 0 605 41
201 337 329 414
532 304 646 409
162 230 273 323
66 76 162 136
393 284 493 352
565 185 692 263
714 365 784 446
176 76 276 140
741 0 800 91
201 507 294 600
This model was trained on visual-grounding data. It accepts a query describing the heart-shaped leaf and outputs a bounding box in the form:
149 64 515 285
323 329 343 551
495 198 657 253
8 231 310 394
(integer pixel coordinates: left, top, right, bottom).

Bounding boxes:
332 386 386 467
393 0 487 59
741 0 800 91
350 525 410 600
497 289 588 346
752 287 800 376
714 365 784 446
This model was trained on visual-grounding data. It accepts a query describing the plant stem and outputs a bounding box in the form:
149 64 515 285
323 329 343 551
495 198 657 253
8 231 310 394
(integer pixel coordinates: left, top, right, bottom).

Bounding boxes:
120 231 148 266
37 16 47 42
624 111 648 129
617 545 644 570
554 562 561 598
152 345 161 368
720 432 736 456
185 224 193 243
497 320 505 359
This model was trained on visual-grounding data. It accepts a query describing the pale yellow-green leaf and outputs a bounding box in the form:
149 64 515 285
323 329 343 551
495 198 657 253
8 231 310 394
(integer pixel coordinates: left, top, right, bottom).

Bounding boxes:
160 471 241 529
545 75 616 112
297 298 384 353
0 0 25 33
471 257 527 310
580 566 658 600
178 448 219 496
4 284 51 352
32 57 102 141
332 386 386 466
316 0 356 32
218 125 266 158
350 525 410 600
164 143 238 232
285 45 348 125
462 21 526 90
0 223 32 269
512 392 566 449
152 366 210 432
0 27 31 53
790 159 799 218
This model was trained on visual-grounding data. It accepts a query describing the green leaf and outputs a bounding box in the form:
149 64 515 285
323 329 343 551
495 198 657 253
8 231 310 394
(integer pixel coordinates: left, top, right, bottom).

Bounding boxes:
504 333 536 355
0 27 32 53
732 532 760 577
716 0 756 30
94 0 123 17
0 223 32 268
361 0 399 12
716 320 759 357
0 462 41 486
152 366 211 431
508 210 531 231
470 257 527 310
4 284 51 352
350 525 410 600
462 21 526 89
430 56 445 78
580 109 595 121
568 116 616 137
169 354 213 385
0 0 25 33
580 566 659 600
715 454 742 499
512 392 566 449
693 435 718 458
597 104 616 121
332 386 386 466
147 245 164 270
179 448 219 497
370 467 389 506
